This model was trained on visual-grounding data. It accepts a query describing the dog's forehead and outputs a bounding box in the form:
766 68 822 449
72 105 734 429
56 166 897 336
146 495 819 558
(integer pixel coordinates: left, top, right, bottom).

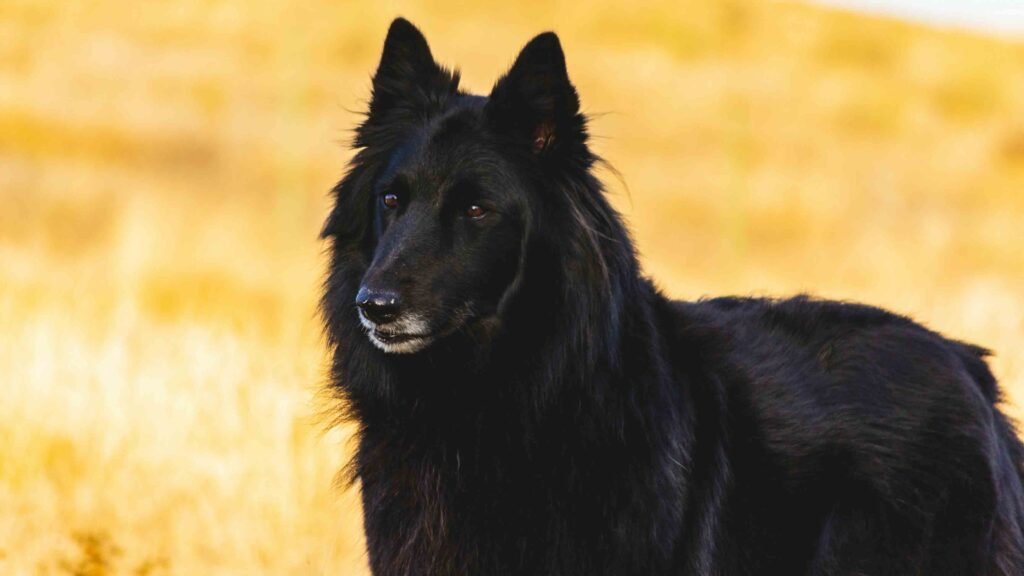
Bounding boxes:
387 99 504 193
428 96 487 144
423 97 491 161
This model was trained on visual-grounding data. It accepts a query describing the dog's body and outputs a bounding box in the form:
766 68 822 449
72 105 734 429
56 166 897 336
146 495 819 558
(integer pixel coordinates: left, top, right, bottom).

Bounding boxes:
321 19 1024 575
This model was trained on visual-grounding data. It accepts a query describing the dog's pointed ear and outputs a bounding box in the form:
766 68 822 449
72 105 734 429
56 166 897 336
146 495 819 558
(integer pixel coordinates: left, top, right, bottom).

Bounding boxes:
366 18 459 123
486 32 584 156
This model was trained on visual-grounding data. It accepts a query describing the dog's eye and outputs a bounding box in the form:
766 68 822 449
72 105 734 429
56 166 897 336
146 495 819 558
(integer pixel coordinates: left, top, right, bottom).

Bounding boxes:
382 193 400 209
465 205 488 219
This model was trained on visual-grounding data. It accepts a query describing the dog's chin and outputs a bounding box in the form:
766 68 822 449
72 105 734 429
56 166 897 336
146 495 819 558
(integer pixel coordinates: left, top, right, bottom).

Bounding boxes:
367 329 436 354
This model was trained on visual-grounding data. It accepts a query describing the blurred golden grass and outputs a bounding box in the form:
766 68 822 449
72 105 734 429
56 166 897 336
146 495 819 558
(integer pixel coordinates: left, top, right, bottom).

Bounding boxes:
1 0 1022 573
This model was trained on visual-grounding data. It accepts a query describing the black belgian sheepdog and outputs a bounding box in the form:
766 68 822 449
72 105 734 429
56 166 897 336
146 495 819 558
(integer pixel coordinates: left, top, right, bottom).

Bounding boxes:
320 18 1024 575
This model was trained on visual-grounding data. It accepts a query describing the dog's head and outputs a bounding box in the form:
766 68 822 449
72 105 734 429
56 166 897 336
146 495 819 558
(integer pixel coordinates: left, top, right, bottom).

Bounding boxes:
322 19 591 354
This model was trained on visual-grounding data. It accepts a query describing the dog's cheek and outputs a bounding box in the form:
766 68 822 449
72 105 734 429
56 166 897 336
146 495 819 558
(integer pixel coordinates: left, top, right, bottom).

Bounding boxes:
421 258 467 316
471 224 523 310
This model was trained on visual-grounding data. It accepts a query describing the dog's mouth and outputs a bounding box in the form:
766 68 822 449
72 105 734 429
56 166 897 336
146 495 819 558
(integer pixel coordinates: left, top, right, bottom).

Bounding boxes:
373 330 423 344
356 303 482 354
357 309 438 354
367 328 436 354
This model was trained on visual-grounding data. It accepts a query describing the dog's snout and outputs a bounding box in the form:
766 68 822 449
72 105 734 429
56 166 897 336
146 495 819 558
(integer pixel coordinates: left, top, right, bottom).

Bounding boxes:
356 286 402 325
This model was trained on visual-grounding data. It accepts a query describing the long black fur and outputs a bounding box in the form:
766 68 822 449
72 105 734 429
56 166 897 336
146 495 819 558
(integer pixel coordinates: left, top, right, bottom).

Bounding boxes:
321 18 1024 575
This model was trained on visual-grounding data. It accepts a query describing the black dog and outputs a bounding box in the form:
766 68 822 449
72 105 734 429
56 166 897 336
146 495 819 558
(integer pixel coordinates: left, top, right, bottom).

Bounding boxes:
320 18 1024 575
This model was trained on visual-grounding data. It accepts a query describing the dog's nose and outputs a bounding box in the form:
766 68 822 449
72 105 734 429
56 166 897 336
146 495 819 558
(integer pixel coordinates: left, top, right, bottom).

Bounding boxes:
356 287 402 325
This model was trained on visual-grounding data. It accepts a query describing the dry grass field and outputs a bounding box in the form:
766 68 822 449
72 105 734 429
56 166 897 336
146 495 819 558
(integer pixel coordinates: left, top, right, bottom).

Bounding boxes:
2 1 1022 574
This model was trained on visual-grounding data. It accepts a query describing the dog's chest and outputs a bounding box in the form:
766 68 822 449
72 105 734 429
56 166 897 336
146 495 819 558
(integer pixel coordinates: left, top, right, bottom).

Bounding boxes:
358 436 657 575
358 449 541 574
358 427 704 576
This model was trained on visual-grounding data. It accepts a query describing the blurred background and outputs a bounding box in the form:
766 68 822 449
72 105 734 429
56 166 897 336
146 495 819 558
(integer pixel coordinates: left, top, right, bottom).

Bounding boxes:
2 0 1022 574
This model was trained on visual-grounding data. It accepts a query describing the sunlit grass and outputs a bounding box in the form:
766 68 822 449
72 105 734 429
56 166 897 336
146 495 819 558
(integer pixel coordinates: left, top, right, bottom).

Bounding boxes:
1 1 1022 573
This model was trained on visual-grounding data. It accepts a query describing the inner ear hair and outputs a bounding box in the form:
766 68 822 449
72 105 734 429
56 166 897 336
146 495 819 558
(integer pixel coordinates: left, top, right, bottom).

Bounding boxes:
532 120 556 153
